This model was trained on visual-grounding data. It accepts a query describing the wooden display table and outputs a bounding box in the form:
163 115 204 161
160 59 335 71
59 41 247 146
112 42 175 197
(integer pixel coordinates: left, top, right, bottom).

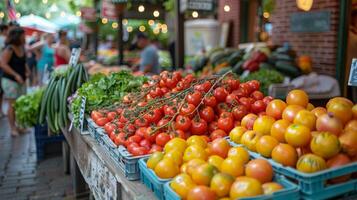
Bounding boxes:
62 127 156 200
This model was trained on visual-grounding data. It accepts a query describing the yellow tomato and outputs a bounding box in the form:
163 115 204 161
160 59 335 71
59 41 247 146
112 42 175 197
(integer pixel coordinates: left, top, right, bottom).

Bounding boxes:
154 157 180 179
183 144 208 162
164 138 187 153
227 146 250 164
262 182 283 194
286 89 309 107
285 124 311 148
147 151 164 170
310 132 341 159
296 154 327 173
186 159 206 176
170 173 196 199
230 177 263 199
240 130 261 152
270 119 290 143
229 126 246 144
220 157 244 177
208 155 224 170
307 103 315 111
164 150 183 165
210 173 235 197
192 163 218 185
294 110 317 130
256 135 279 158
180 163 189 173
253 115 276 135
186 135 208 148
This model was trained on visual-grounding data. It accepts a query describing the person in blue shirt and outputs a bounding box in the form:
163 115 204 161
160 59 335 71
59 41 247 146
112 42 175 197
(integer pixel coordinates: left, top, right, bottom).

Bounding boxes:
136 33 160 74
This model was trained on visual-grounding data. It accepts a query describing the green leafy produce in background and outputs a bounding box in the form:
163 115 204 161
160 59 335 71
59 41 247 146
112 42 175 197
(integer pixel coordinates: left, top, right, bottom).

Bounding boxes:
241 69 284 95
15 88 44 128
71 71 148 126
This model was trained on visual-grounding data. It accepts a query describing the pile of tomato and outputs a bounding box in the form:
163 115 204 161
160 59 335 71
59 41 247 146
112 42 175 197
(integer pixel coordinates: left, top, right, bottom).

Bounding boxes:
229 89 357 176
90 70 274 156
146 136 285 199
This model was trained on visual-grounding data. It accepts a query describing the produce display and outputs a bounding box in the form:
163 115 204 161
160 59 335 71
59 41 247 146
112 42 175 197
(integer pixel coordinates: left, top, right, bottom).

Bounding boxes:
39 65 88 133
90 70 274 156
147 137 287 199
241 69 284 95
229 90 357 174
71 71 148 126
14 88 44 128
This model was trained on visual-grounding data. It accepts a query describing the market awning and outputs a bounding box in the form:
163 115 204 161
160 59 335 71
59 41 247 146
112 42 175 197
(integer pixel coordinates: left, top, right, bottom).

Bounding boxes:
18 15 59 33
51 14 80 29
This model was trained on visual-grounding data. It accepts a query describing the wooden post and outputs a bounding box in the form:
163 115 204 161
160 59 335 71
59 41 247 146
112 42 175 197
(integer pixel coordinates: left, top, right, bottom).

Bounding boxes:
116 4 126 65
175 0 185 68
94 0 100 59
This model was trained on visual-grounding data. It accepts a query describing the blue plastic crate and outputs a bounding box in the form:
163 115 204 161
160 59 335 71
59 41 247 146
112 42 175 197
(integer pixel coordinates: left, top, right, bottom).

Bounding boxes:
139 158 171 200
87 118 98 140
34 124 65 161
164 174 299 200
117 146 149 181
100 133 121 159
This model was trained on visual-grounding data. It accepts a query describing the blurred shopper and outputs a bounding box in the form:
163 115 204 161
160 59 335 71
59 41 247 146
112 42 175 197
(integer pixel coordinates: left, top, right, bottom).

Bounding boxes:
136 33 160 74
0 27 30 136
54 30 70 67
30 33 55 83
27 32 41 85
0 24 9 118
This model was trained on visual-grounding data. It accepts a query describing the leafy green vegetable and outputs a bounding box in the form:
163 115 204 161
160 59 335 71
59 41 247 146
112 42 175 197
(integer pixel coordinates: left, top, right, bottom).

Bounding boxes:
15 88 44 128
71 70 148 126
241 69 284 95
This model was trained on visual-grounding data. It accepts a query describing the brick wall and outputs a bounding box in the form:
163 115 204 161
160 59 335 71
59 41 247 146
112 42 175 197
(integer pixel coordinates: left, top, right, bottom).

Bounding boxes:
270 0 340 76
218 0 240 47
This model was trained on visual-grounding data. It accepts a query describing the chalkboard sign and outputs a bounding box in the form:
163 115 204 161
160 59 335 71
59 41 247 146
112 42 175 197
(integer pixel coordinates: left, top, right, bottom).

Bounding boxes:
180 0 215 12
69 48 81 67
348 59 357 86
290 11 331 33
79 96 87 134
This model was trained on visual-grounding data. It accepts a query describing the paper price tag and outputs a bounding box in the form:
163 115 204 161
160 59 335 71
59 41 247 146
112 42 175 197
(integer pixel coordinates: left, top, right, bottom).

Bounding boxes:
69 48 82 67
79 96 87 133
348 58 357 86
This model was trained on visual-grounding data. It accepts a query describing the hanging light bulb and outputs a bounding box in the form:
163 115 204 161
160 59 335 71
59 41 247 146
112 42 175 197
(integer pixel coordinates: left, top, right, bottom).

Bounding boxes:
0 12 5 18
224 5 230 12
102 18 108 24
139 26 146 32
192 11 199 18
122 19 128 25
76 11 81 17
138 5 145 12
153 10 160 18
148 20 155 26
14 0 20 4
127 26 133 32
112 22 118 29
16 12 21 18
42 0 48 4
45 12 51 19
60 11 66 17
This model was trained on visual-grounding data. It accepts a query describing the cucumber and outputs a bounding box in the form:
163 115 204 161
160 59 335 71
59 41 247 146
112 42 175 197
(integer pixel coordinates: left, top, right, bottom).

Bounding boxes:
38 78 54 124
58 78 66 129
275 61 301 78
53 79 60 112
46 81 56 133
232 60 245 75
77 65 83 88
71 66 80 93
228 51 243 66
259 62 274 70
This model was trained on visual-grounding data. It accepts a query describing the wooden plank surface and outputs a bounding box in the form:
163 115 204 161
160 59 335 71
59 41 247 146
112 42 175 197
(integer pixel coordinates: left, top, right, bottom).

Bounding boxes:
62 127 157 200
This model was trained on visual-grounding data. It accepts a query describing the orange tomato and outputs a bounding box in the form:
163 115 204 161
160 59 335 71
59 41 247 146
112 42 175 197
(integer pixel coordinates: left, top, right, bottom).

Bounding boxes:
270 119 290 143
230 177 263 199
241 114 258 130
245 159 273 183
262 182 283 194
326 97 354 108
164 138 187 153
164 150 183 165
285 124 311 148
186 159 206 176
311 107 327 118
192 163 218 185
229 126 246 144
338 129 357 157
310 132 341 159
294 110 317 130
187 135 208 148
256 135 279 158
296 154 327 173
253 115 276 135
345 120 357 132
316 113 344 136
209 138 230 158
183 145 208 162
266 99 287 120
170 173 196 199
187 185 217 200
352 104 357 119
282 105 305 123
306 103 315 111
220 157 244 177
154 158 180 179
210 173 235 197
240 130 261 152
227 146 250 164
326 153 351 183
208 155 224 170
271 143 298 167
327 100 353 125
286 89 309 107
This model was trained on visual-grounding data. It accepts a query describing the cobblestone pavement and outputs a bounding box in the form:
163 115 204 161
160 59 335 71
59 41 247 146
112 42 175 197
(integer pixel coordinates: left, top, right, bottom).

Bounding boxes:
0 116 74 200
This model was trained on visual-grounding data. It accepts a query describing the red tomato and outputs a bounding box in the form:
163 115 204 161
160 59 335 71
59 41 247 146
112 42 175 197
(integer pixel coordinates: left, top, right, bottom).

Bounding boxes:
263 96 274 105
157 118 170 131
160 87 170 94
227 79 240 90
164 106 178 116
172 129 186 139
144 109 163 123
240 83 254 95
251 91 264 100
149 144 163 153
166 78 179 89
140 139 152 150
91 110 104 121
201 81 212 92
134 118 149 127
156 132 171 147
107 111 117 121
232 105 249 121
220 111 234 119
137 101 147 107
124 124 136 135
109 130 116 140
216 102 230 115
204 95 217 107
187 91 202 106
191 118 208 135
210 129 227 141
114 132 125 146
127 135 142 144
119 115 128 123
127 142 139 151
247 80 260 91
175 115 192 131
239 97 252 111
117 121 125 128
209 121 219 133
145 128 159 143
199 106 215 123
150 87 163 98
218 116 234 133
214 87 229 102
251 100 266 114
173 71 182 81
135 127 147 138
233 87 250 98
104 123 116 134
130 146 148 156
96 117 109 126
180 103 196 117
226 94 239 105
116 108 123 115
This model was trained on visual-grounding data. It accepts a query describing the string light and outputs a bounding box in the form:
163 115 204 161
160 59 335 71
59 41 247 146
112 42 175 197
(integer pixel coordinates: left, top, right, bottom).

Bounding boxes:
60 11 66 17
224 5 230 12
122 19 128 25
127 26 133 32
157 23 162 28
0 12 5 18
112 22 118 29
192 11 198 18
138 5 145 12
153 10 160 17
102 18 108 24
162 28 168 33
153 28 160 35
139 25 146 32
16 12 21 18
263 12 270 19
161 24 167 30
148 20 154 26
76 11 81 17
14 0 20 4
42 0 48 4
45 12 51 19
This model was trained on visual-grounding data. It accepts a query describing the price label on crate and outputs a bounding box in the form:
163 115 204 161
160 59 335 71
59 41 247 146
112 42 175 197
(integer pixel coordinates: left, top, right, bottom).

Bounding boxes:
69 48 81 67
348 58 357 86
79 96 87 134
